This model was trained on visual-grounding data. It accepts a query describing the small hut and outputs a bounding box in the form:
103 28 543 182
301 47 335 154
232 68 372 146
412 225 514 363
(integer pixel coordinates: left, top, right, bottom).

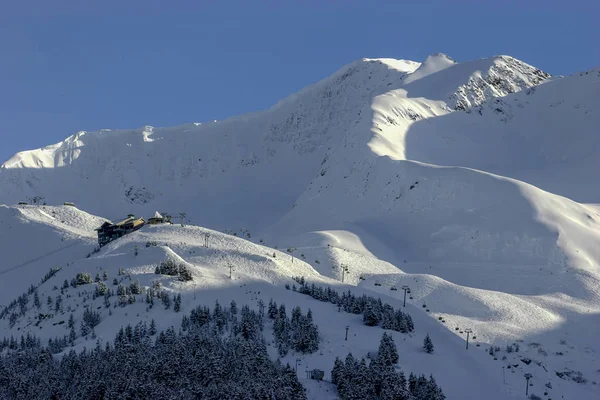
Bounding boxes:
310 369 324 381
148 211 171 225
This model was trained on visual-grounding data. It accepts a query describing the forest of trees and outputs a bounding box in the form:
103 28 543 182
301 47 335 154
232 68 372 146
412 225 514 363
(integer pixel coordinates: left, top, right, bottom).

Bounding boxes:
0 300 306 399
268 300 320 356
331 333 445 400
0 265 446 400
291 276 414 333
155 259 193 281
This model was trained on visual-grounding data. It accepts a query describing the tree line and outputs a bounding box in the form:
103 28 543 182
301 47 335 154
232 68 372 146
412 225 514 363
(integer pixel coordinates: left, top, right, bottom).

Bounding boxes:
0 299 306 400
291 276 414 333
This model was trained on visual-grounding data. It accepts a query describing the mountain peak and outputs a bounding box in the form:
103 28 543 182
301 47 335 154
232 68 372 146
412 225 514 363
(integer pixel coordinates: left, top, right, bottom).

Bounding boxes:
403 53 457 84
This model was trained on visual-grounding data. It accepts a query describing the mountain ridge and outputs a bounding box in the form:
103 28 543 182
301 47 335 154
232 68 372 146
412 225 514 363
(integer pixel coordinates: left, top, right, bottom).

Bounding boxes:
1 53 599 399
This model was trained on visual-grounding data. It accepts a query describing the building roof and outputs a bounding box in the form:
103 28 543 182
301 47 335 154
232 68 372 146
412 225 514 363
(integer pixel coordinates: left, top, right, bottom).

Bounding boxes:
95 221 113 231
132 218 145 227
115 216 135 226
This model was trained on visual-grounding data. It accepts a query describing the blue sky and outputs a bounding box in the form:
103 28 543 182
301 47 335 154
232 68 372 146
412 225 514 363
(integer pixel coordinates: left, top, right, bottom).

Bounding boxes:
1 0 598 162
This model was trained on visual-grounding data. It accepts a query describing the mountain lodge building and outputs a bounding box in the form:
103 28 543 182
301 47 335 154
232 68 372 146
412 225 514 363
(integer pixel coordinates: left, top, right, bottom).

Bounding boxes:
96 214 146 247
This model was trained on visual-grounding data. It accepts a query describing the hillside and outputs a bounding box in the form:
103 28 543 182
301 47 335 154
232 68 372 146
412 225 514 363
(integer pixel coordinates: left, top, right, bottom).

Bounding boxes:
0 204 104 299
1 53 599 399
0 207 597 399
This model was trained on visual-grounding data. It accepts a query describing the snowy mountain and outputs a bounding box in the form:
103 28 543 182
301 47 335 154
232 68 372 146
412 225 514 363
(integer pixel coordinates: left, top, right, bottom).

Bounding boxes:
1 54 599 399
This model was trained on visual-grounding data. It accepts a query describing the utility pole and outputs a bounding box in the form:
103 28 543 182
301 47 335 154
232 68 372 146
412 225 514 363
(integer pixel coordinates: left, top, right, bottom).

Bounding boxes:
333 264 350 283
204 232 210 248
401 285 410 307
345 325 350 341
287 247 296 263
524 373 532 395
228 264 234 279
465 328 473 350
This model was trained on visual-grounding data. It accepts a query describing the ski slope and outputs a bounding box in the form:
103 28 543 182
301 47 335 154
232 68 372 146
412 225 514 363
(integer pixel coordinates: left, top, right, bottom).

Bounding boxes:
0 206 598 399
0 204 104 299
1 53 599 399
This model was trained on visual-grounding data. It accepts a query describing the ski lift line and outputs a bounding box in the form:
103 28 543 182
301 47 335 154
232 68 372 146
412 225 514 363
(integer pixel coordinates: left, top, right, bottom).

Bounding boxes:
0 241 81 276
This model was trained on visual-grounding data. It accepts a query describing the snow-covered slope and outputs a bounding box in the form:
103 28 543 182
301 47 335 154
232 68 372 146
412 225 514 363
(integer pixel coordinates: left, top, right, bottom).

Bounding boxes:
1 54 599 399
0 204 104 299
403 67 600 202
0 209 597 399
0 54 557 226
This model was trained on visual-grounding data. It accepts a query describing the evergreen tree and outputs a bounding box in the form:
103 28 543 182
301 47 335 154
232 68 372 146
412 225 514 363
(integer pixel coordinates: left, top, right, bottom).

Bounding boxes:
363 302 379 326
83 308 101 328
33 291 41 309
69 326 76 344
425 375 445 400
405 314 414 332
291 306 302 327
378 333 399 365
408 373 417 394
240 305 261 341
331 357 344 385
412 375 430 400
352 358 376 399
268 299 278 319
174 294 181 312
161 291 171 309
381 305 396 330
145 290 154 308
274 315 291 356
104 291 111 308
149 319 157 335
54 295 62 313
95 281 108 297
395 309 408 333
80 320 90 337
380 371 409 400
423 334 434 354
278 303 287 319
129 280 142 295
213 300 227 331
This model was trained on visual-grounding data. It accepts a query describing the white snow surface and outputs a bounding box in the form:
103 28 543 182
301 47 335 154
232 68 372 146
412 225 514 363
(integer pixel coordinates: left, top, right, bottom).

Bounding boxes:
0 54 599 399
